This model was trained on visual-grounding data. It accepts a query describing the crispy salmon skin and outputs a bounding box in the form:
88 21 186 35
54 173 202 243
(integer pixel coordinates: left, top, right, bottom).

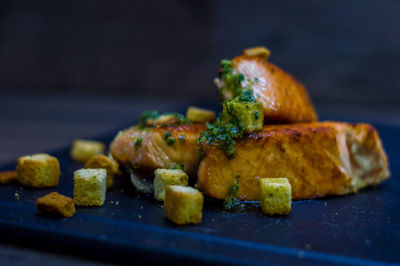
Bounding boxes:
197 122 389 201
110 124 206 176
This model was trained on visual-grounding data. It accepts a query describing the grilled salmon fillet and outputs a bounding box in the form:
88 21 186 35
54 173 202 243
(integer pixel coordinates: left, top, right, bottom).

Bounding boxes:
110 124 206 176
197 122 390 200
216 53 318 123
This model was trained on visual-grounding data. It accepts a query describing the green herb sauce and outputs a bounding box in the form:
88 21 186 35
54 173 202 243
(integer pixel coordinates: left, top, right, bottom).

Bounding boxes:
138 110 189 128
224 175 240 209
178 135 186 143
134 137 143 149
164 131 176 146
169 162 184 170
197 60 264 158
217 59 245 101
139 110 160 128
198 148 206 162
197 114 244 159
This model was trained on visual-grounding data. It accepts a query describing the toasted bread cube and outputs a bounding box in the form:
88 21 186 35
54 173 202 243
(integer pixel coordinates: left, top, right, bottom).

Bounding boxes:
259 178 291 216
243 46 271 60
36 192 76 217
107 153 122 176
146 114 178 126
70 139 105 163
154 169 188 201
0 171 19 185
17 154 60 188
85 155 116 189
186 106 216 123
164 186 203 225
222 98 264 133
73 168 106 206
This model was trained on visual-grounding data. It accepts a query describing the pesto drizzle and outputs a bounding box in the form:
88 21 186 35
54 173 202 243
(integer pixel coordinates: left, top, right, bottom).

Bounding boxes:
164 131 176 146
169 162 184 170
138 110 189 128
197 60 260 159
224 175 240 209
134 137 142 150
196 114 244 159
218 59 245 101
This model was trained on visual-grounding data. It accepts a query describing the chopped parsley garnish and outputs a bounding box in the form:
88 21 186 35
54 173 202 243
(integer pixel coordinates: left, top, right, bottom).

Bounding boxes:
138 110 189 128
139 110 159 128
197 90 261 158
134 137 143 149
197 113 244 159
197 59 264 158
169 162 184 170
237 89 255 102
164 131 176 146
198 148 206 161
224 175 240 209
169 113 190 125
178 135 186 143
218 59 245 101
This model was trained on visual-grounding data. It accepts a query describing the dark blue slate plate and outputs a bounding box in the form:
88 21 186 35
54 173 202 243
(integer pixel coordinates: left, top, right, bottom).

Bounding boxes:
0 124 399 265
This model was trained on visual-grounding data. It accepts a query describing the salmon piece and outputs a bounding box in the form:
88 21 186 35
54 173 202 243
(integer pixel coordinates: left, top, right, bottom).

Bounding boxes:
197 122 390 201
216 52 318 123
110 124 206 176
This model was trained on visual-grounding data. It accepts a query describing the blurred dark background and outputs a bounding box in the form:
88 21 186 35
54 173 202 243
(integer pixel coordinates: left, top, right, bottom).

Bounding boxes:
1 0 399 107
0 2 399 263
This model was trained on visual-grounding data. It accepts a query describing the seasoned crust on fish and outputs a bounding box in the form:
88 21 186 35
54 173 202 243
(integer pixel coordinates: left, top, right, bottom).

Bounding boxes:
110 124 206 176
197 122 389 201
232 54 318 123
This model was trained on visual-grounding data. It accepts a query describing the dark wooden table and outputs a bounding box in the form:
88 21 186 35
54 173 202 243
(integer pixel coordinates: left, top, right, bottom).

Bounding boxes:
0 92 399 264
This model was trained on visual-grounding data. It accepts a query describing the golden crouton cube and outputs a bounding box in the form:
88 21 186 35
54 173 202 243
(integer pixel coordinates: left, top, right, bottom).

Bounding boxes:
17 154 61 188
222 98 264 133
164 186 203 225
0 171 19 185
243 46 271 60
154 169 188 201
36 192 76 217
85 155 116 189
70 139 106 163
73 168 106 206
186 106 216 123
259 178 292 216
146 114 178 126
107 153 122 176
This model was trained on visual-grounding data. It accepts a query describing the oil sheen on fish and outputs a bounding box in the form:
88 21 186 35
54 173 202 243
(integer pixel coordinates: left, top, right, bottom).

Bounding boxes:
197 122 390 201
216 53 318 123
110 124 206 176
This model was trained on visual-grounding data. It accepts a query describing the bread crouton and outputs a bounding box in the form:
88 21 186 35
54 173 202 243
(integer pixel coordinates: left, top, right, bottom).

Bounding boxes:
71 139 105 163
107 153 121 176
73 168 106 206
36 192 75 217
0 171 18 185
153 169 188 201
259 178 291 215
17 154 60 188
243 46 271 60
164 186 203 225
85 155 116 189
146 114 179 126
222 96 264 133
186 106 216 123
